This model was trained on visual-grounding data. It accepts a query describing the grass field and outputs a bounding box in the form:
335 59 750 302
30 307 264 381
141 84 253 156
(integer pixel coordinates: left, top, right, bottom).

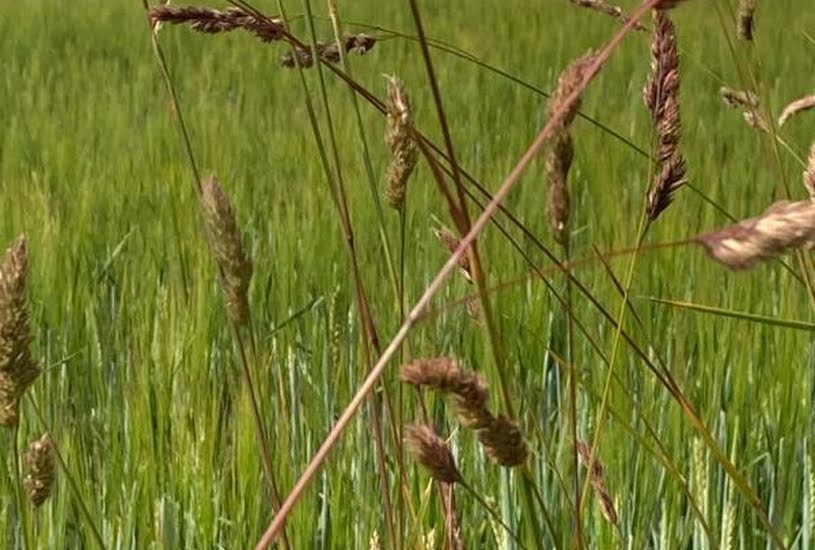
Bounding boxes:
2 0 815 548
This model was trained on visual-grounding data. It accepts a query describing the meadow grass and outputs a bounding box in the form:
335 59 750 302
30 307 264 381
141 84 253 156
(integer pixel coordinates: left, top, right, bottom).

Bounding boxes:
2 0 815 547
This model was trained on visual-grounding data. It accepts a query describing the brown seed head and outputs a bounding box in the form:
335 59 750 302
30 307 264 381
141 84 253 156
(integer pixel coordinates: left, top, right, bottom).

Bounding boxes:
200 177 253 326
405 424 462 484
719 87 759 110
545 132 574 246
737 0 756 41
0 236 40 428
647 153 687 221
699 200 815 269
384 76 418 210
24 433 55 507
477 414 528 467
547 51 598 133
149 5 284 42
280 34 376 69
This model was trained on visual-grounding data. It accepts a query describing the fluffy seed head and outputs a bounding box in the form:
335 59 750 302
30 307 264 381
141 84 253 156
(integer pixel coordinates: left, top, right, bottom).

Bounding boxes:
477 414 528 467
405 424 462 483
699 200 815 269
200 177 253 326
0 236 40 428
778 95 815 127
384 76 418 210
24 433 55 506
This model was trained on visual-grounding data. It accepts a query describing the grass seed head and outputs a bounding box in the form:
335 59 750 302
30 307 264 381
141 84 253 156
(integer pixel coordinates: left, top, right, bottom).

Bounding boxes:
0 235 40 428
699 200 815 269
405 424 462 484
778 95 815 127
568 0 647 30
737 0 756 41
149 5 284 42
545 132 574 246
433 226 473 282
280 34 376 68
547 51 597 132
647 153 687 221
384 76 418 210
477 414 528 467
719 87 759 110
200 176 253 326
24 433 55 507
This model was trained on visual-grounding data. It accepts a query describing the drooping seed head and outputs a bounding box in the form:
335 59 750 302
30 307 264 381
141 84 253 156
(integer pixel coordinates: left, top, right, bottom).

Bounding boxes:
405 424 462 484
698 200 815 269
545 132 574 246
647 153 687 222
0 236 40 428
148 5 284 42
547 51 598 133
200 176 253 326
280 34 376 69
719 87 759 110
384 76 418 210
778 95 815 127
23 433 55 506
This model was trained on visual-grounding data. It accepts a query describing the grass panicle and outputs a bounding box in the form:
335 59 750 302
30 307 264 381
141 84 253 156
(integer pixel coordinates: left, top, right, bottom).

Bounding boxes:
576 441 619 525
404 424 462 484
805 143 815 199
280 34 376 68
737 0 756 41
23 433 55 507
568 0 646 30
778 94 815 127
148 4 284 42
644 9 686 221
698 200 815 269
200 176 253 326
384 76 418 210
0 236 40 428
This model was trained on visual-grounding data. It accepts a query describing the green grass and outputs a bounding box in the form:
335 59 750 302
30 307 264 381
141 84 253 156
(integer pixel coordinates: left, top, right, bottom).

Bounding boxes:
1 0 815 547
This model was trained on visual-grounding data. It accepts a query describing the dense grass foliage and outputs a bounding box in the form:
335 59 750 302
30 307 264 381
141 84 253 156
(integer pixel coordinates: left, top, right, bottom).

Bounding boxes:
2 0 815 547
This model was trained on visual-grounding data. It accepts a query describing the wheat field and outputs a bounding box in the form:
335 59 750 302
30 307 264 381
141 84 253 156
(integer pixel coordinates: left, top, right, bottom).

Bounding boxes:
1 0 815 548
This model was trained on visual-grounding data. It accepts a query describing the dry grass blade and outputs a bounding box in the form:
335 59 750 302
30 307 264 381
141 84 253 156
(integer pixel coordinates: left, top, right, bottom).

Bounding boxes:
805 144 815 199
0 236 40 428
698 200 815 269
383 76 418 210
23 433 55 507
737 0 756 40
569 0 647 30
200 176 253 326
149 5 284 42
404 424 462 483
644 9 686 221
576 441 619 525
280 34 376 68
778 95 815 126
